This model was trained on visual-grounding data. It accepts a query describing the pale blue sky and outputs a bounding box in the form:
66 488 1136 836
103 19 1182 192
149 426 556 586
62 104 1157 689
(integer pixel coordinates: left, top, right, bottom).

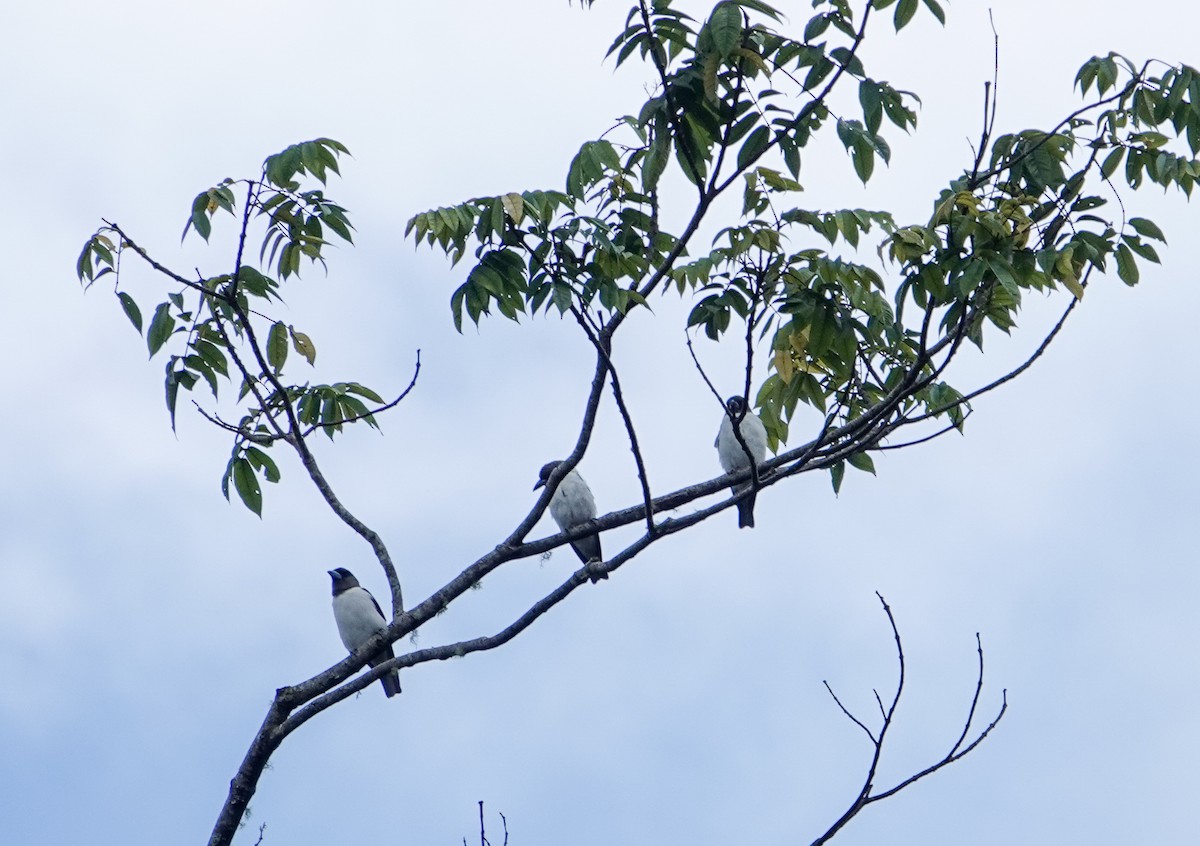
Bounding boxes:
2 2 1197 844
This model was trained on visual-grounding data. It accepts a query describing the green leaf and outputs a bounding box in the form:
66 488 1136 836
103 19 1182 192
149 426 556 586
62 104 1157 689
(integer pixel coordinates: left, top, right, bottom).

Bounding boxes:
1115 243 1139 285
1101 147 1125 179
894 0 918 30
852 136 874 183
194 339 229 377
184 354 219 397
164 364 180 432
232 457 263 516
289 326 317 366
804 14 829 41
830 460 845 495
552 282 575 314
117 292 143 335
345 382 385 403
1129 217 1166 243
707 2 743 58
987 257 1021 296
76 240 94 282
267 321 288 373
221 454 236 500
643 119 670 193
244 446 281 483
737 125 771 171
859 83 882 134
146 303 175 358
450 282 468 333
186 192 212 242
847 451 876 475
1122 235 1160 264
338 395 377 428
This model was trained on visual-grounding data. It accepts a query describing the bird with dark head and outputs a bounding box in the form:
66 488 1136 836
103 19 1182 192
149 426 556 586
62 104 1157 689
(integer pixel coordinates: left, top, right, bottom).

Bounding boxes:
328 567 401 697
533 460 606 581
714 395 768 528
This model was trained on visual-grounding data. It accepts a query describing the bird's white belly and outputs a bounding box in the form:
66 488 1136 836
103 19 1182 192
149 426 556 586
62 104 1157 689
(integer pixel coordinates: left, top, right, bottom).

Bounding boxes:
333 590 385 651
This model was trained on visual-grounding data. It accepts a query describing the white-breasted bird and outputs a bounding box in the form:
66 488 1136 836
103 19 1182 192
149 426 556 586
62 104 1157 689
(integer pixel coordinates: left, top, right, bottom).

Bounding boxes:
715 395 768 529
328 567 401 697
533 460 606 581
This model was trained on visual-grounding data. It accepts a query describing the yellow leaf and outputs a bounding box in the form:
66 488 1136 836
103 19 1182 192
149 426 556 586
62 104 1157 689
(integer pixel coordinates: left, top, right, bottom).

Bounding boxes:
1056 249 1083 299
929 193 956 226
789 325 810 359
703 53 720 103
954 191 980 214
501 192 524 226
794 358 830 375
775 348 794 384
734 46 770 77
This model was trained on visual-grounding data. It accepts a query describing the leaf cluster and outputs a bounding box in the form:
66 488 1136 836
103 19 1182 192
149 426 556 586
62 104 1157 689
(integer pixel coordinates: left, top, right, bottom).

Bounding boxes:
405 0 1197 494
76 140 398 515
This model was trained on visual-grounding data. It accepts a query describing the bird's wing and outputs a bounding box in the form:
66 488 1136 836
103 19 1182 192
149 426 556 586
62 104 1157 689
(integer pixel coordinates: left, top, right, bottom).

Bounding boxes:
366 589 387 621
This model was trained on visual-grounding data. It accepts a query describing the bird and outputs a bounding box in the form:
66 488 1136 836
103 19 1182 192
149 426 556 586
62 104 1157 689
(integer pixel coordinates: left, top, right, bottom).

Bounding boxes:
328 567 401 697
715 395 768 529
533 460 606 581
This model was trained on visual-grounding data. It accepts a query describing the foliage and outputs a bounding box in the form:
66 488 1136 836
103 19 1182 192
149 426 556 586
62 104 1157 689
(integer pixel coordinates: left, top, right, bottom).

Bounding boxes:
405 0 1197 483
78 3 1200 505
77 138 395 515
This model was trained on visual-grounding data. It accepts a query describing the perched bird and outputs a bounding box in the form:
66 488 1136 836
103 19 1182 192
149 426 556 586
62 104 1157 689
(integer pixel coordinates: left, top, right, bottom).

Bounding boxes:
533 460 606 581
715 395 769 529
328 567 401 697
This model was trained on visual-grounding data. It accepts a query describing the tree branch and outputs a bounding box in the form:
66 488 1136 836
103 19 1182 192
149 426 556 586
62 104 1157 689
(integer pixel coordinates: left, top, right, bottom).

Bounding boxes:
572 306 656 533
809 595 1006 845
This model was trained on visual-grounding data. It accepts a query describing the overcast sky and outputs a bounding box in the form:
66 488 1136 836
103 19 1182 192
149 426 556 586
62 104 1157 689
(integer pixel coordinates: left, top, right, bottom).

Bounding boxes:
2 2 1198 844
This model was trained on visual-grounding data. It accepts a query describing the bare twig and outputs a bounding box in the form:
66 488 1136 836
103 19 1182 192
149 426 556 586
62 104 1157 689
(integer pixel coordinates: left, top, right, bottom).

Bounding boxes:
967 68 1148 191
685 331 764 517
874 413 971 451
572 306 655 533
102 220 225 297
968 11 1001 183
823 680 877 744
809 594 1006 845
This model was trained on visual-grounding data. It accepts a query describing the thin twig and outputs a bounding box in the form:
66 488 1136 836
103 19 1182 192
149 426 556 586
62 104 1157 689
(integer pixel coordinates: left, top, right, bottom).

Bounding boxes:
571 307 655 533
810 595 1006 845
300 350 423 437
874 413 970 450
685 331 764 516
823 681 877 744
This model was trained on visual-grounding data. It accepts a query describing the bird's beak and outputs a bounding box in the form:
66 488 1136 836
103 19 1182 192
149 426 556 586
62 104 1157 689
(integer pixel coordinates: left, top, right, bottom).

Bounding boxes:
326 569 337 578
532 479 545 491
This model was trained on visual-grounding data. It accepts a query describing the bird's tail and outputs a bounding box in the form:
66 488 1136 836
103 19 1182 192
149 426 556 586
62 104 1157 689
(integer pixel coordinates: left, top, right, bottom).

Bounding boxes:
736 489 756 529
